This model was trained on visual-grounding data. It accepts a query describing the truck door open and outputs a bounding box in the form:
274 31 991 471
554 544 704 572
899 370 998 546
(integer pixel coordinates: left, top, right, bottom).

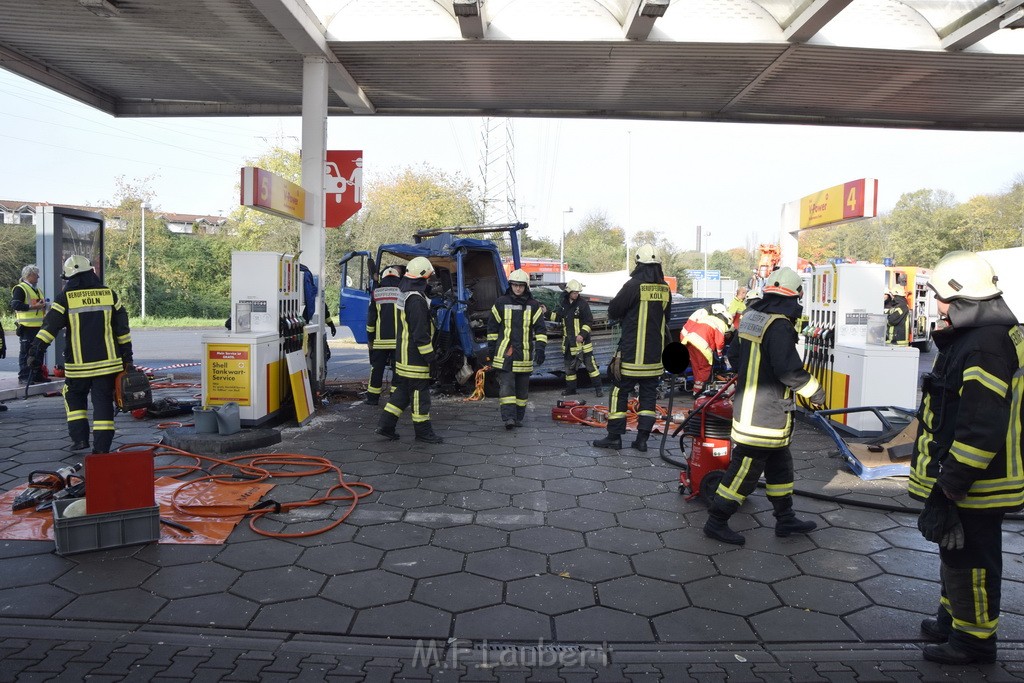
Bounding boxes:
338 251 372 343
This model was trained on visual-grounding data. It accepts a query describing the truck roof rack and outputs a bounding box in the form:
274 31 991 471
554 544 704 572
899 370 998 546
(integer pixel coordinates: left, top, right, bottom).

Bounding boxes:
413 222 528 243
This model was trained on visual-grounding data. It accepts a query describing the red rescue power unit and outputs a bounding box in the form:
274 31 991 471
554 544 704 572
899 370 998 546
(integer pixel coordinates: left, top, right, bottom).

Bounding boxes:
552 400 585 422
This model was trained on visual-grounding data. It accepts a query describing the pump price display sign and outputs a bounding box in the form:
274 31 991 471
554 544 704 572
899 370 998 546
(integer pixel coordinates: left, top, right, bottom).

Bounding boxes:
798 178 878 229
240 166 308 223
206 344 251 406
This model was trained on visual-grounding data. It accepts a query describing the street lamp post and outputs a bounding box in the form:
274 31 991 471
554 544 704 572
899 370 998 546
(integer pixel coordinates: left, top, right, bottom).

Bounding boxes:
702 228 711 297
141 201 150 319
561 207 573 277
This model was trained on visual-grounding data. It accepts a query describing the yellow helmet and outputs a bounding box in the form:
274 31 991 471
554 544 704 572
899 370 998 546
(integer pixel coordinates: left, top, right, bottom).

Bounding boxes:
634 243 661 264
381 266 401 279
929 251 1001 302
508 269 530 285
405 257 434 279
762 267 803 297
62 255 93 279
566 279 584 293
888 284 906 297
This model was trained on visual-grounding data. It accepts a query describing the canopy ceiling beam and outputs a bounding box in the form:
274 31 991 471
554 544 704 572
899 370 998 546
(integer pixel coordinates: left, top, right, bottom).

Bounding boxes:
783 0 855 42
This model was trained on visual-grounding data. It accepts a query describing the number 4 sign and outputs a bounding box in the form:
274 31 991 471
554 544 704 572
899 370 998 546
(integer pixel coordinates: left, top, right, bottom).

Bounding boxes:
325 150 363 228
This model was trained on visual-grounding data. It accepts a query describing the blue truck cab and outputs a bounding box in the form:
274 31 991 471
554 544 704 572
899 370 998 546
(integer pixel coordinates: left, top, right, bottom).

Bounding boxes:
339 223 526 390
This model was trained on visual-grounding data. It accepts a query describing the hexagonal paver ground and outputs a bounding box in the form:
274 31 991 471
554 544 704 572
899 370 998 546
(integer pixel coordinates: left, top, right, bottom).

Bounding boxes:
466 547 547 581
597 575 688 616
432 526 508 553
549 548 632 583
509 527 585 554
773 575 871 616
506 574 595 615
413 573 503 612
321 570 413 609
455 604 553 641
230 566 325 603
382 546 465 578
687 575 780 616
714 549 800 583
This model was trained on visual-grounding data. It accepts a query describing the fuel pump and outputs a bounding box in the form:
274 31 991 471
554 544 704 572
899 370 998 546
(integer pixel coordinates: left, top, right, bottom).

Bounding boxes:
200 252 304 426
801 262 918 433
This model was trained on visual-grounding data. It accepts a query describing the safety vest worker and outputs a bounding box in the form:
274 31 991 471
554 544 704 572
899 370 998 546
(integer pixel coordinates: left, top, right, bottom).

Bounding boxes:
29 255 133 454
376 257 444 444
365 266 401 405
11 264 46 383
592 244 672 453
703 267 825 547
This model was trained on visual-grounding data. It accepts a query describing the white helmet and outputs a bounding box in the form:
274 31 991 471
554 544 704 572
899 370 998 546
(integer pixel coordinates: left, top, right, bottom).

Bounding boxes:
929 251 1001 302
745 288 762 301
763 267 803 297
566 279 583 293
62 255 93 279
381 266 401 279
508 269 530 285
888 284 906 297
634 244 661 264
405 257 434 279
710 302 729 318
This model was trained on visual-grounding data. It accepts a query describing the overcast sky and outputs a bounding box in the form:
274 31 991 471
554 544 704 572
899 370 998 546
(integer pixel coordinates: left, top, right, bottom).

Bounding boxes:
2 68 1023 253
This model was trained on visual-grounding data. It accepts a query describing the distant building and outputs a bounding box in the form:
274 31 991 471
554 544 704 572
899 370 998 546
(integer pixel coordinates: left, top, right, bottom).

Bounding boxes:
0 200 230 235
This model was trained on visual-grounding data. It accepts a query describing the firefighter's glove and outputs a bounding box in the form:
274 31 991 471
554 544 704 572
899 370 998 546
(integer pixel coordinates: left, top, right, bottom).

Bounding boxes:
808 387 827 410
328 321 337 337
535 347 545 366
27 345 42 368
918 489 965 550
487 344 496 360
123 356 134 371
423 351 436 365
0 343 5 360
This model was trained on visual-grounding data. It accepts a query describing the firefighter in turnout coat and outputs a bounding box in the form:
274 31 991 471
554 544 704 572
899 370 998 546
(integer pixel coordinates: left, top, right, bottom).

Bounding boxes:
548 279 602 397
487 269 547 429
909 251 1024 666
681 302 732 395
592 244 672 453
885 284 911 346
703 267 825 546
375 257 444 444
365 266 401 405
29 255 133 454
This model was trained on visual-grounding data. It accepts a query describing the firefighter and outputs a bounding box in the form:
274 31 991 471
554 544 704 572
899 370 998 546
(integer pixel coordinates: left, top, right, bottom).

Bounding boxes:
681 302 732 395
548 279 602 397
28 255 133 453
703 267 825 546
592 244 672 453
885 284 911 346
910 251 1023 665
365 266 401 405
376 257 443 444
11 264 47 384
487 269 547 429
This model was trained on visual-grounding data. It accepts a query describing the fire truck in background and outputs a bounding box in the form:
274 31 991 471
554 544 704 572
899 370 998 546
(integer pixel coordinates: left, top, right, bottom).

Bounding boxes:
885 266 938 352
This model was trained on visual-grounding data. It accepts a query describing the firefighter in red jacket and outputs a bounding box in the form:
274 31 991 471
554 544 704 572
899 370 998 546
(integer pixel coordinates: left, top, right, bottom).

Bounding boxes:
29 255 133 453
681 302 731 395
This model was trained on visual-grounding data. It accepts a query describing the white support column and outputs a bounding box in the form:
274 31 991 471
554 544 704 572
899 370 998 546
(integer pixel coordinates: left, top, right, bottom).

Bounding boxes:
301 56 329 388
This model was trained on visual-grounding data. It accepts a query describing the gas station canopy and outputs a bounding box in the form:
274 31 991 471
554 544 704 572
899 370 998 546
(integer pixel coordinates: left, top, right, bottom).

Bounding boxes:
2 0 1024 130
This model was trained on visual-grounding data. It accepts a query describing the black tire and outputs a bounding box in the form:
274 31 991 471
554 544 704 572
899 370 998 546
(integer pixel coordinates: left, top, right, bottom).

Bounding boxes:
699 469 725 503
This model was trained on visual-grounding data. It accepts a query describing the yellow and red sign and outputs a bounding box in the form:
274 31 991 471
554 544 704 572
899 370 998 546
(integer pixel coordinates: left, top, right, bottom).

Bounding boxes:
798 178 878 229
240 166 307 223
205 344 251 406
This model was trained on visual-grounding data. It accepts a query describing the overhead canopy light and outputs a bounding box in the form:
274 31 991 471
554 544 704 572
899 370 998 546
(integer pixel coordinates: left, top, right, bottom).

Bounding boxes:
453 0 481 18
78 0 121 18
639 0 670 18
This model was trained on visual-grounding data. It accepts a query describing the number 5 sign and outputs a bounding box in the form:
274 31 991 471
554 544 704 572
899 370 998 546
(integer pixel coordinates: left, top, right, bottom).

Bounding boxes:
325 151 363 228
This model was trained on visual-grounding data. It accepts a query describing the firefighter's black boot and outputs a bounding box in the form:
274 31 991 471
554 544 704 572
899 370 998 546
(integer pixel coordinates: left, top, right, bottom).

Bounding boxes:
703 496 745 545
630 430 650 453
562 380 577 396
771 495 817 537
414 421 444 444
593 381 603 398
921 608 953 642
592 433 622 450
375 412 400 441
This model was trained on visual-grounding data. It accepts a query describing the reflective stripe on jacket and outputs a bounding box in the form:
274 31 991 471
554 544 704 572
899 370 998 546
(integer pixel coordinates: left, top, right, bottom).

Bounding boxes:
548 294 594 356
609 278 671 378
488 292 548 373
13 281 45 328
36 284 130 378
367 284 400 350
885 297 911 345
394 290 434 380
909 322 1024 512
730 311 821 448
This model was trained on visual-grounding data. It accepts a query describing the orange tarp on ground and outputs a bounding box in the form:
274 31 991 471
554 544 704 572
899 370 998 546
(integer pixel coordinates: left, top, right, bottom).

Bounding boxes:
0 476 273 545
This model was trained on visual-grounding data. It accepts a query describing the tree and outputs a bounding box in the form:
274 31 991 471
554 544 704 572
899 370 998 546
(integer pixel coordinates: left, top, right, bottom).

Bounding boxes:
885 189 959 267
230 145 304 254
0 224 36 312
564 212 626 272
